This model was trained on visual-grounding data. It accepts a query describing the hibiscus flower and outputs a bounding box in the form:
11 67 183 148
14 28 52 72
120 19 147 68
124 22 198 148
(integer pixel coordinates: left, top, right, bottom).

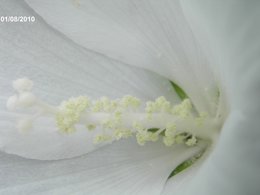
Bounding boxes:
0 0 259 195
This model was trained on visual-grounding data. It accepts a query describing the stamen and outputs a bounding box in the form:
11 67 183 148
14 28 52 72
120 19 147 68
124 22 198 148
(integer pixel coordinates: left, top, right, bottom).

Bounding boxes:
7 78 220 147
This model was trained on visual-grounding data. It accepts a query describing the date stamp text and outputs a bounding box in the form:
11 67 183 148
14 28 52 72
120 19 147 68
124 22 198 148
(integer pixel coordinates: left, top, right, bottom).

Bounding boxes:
0 16 36 23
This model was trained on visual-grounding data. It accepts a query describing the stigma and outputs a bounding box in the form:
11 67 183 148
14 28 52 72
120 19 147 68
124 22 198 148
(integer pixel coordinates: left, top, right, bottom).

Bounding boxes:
7 78 221 147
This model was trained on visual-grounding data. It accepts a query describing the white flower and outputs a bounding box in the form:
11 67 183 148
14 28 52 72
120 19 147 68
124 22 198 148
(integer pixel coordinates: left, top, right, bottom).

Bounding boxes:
0 0 259 195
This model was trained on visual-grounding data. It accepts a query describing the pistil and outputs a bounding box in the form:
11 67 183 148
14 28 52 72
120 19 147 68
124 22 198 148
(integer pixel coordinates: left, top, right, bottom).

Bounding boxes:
7 78 221 147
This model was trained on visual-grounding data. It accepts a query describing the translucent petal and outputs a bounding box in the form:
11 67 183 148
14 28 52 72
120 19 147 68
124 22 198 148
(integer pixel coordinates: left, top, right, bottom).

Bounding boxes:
181 0 260 113
179 1 260 194
0 139 206 195
0 0 177 160
181 111 260 195
25 0 217 114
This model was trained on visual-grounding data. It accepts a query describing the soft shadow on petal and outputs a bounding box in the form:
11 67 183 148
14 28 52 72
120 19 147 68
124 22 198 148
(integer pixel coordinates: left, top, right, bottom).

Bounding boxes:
0 138 206 195
180 1 260 194
0 0 177 160
25 0 217 114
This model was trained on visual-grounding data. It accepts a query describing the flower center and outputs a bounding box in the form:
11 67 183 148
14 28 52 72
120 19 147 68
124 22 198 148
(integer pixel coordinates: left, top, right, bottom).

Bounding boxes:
7 78 221 148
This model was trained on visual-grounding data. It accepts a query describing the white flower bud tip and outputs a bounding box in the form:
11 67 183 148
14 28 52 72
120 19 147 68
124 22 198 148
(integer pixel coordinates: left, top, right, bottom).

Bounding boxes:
18 92 37 107
6 95 18 111
12 77 34 92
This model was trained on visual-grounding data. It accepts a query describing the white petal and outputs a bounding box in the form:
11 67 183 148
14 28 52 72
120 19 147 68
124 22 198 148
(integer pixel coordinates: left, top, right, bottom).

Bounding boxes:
0 138 206 195
181 0 260 112
179 1 260 194
181 111 260 195
25 0 217 114
0 0 177 160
